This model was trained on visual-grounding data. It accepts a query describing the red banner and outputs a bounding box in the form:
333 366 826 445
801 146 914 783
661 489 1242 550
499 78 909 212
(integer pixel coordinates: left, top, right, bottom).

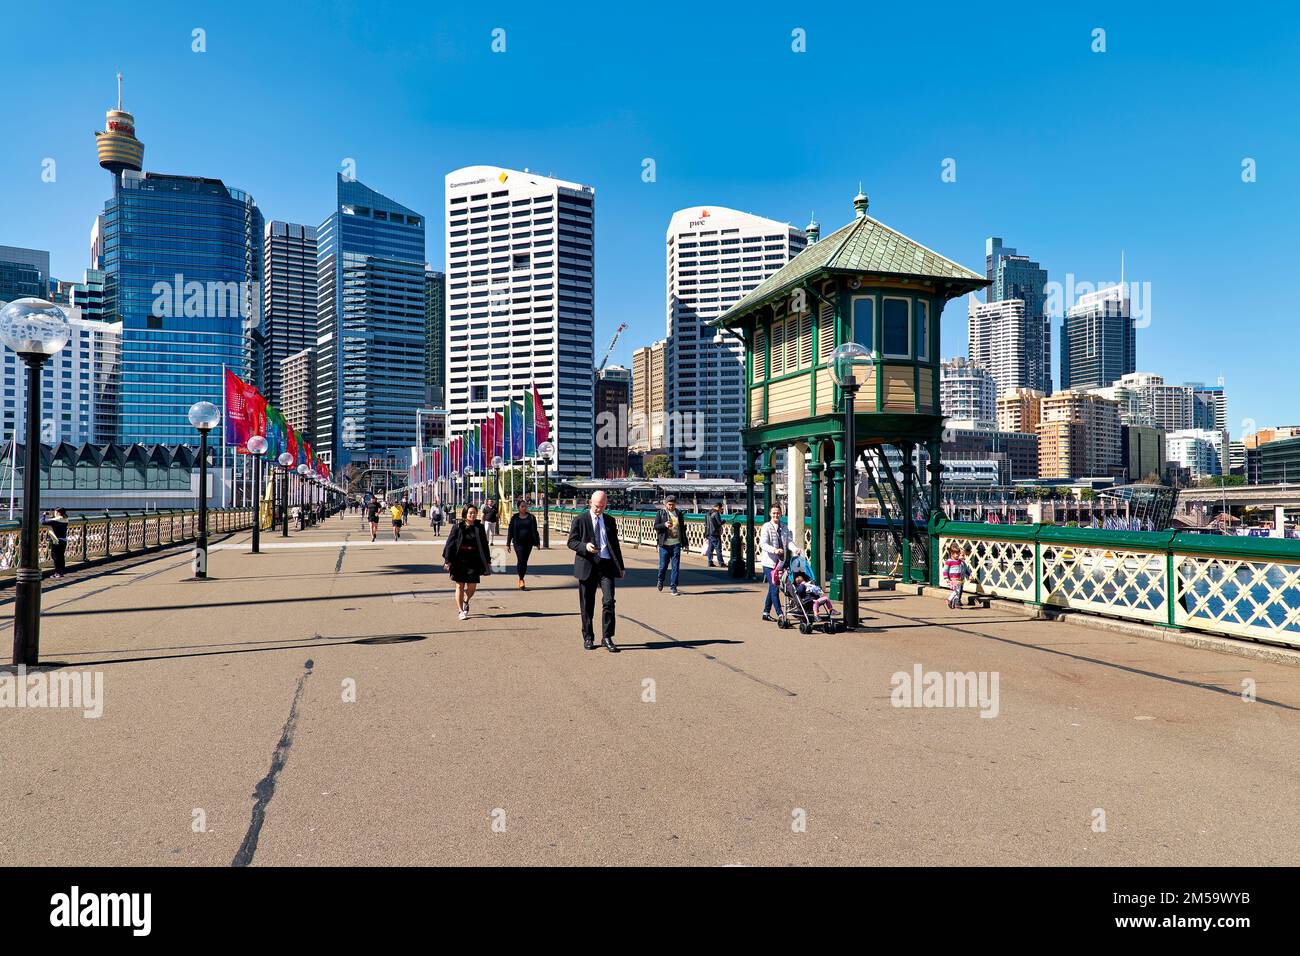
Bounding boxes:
532 382 550 444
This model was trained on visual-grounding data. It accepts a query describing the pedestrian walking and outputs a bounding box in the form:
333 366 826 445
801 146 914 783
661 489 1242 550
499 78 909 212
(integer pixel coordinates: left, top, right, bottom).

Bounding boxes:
366 498 381 542
759 504 793 622
943 542 967 609
390 501 405 540
506 499 540 590
567 490 623 652
43 507 69 579
443 504 492 620
483 499 500 540
703 502 725 568
429 501 444 535
653 495 684 595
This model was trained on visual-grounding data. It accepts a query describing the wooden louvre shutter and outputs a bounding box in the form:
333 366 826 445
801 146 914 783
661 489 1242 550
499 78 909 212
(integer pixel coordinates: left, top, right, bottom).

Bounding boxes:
754 325 767 381
818 300 835 362
800 311 813 368
771 320 785 376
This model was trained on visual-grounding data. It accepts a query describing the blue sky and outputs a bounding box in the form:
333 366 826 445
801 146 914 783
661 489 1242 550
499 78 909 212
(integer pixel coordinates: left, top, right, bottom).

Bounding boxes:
4 0 1297 433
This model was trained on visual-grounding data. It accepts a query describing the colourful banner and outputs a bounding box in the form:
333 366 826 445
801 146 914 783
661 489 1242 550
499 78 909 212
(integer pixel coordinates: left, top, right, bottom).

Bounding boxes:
510 401 524 460
532 382 550 448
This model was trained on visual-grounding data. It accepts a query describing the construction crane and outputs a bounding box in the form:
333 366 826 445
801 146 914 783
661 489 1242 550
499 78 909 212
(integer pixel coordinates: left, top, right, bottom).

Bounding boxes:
596 322 627 373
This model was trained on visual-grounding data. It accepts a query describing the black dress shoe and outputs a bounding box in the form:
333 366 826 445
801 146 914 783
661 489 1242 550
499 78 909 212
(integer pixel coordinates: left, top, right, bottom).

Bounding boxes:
602 637 620 653
583 638 595 651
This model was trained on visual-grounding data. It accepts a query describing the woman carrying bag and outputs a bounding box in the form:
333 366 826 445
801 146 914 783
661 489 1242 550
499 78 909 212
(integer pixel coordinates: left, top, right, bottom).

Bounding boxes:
443 504 492 620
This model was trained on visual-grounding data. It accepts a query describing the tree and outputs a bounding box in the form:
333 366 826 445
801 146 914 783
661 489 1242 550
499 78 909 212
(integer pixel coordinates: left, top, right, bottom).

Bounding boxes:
645 454 673 479
1080 488 1096 502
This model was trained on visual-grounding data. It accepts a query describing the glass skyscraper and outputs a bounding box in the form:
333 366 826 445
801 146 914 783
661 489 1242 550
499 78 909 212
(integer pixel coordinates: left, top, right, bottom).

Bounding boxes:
0 245 51 303
314 175 426 469
98 169 263 446
985 237 1051 394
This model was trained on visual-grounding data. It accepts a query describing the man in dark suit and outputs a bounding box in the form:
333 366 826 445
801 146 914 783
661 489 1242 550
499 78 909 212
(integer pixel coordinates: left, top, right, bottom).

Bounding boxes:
567 490 624 652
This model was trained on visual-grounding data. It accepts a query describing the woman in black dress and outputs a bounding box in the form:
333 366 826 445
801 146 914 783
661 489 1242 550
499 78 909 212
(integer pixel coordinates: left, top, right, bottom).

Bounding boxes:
505 499 541 590
443 505 492 620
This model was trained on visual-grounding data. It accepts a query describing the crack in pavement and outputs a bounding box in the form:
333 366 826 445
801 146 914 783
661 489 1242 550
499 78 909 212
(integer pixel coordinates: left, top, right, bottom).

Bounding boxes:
232 658 314 867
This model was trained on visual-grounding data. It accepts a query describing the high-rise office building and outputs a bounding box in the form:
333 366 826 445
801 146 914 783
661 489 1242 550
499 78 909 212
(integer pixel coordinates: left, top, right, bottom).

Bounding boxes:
280 348 313 440
1060 284 1136 390
940 356 997 427
98 171 262 445
424 267 446 406
968 298 1045 396
314 174 426 470
444 166 596 476
594 365 631 479
985 237 1050 393
631 339 667 455
50 267 106 323
261 221 318 407
0 245 51 303
1187 381 1227 433
665 206 806 478
1101 372 1192 433
0 303 121 445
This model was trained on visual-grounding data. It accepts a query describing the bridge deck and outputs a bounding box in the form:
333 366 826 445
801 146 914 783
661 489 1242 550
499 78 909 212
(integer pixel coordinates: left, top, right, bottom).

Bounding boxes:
2 514 1297 866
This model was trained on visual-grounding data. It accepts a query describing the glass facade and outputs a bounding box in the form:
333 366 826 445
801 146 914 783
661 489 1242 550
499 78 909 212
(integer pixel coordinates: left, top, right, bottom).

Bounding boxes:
0 244 51 303
100 171 263 446
314 175 426 468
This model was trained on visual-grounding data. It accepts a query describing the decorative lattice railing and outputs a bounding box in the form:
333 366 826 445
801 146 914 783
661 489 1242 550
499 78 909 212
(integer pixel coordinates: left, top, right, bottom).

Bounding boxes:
0 508 256 578
933 517 1300 649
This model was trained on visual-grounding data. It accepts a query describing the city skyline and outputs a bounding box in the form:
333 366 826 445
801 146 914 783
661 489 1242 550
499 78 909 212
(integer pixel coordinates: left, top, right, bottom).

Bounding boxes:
3 3 1296 436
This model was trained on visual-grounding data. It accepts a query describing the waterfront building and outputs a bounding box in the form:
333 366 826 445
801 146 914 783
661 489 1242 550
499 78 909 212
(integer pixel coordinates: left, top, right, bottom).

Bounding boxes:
1167 428 1226 482
665 206 806 478
996 387 1045 435
1122 424 1167 483
1037 390 1122 479
444 166 595 477
1259 436 1300 485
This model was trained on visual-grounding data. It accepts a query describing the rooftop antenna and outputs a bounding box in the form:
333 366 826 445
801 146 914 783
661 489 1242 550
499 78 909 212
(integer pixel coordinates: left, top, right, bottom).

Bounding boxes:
117 71 123 110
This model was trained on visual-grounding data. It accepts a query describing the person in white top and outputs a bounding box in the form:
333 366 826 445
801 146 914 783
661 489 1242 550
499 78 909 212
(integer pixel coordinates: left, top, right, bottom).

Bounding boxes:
760 503 793 622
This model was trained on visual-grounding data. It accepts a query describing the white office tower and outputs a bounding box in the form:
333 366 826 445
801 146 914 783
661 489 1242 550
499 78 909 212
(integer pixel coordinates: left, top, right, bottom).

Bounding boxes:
1167 428 1225 481
940 357 997 428
665 206 806 478
444 166 595 476
967 296 1042 396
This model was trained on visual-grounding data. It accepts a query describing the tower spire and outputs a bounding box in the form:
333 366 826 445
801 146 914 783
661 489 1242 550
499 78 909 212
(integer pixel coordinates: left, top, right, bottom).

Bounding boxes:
117 71 122 110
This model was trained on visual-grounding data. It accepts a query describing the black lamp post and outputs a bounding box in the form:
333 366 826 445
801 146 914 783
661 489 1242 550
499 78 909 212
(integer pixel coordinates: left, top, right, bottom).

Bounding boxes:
278 452 293 536
464 466 474 511
831 342 872 630
188 400 222 579
538 440 554 549
247 435 267 553
1 299 71 666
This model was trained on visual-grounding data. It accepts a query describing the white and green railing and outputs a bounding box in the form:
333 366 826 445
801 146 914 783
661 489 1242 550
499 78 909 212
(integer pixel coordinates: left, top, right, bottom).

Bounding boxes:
0 508 257 579
932 516 1300 648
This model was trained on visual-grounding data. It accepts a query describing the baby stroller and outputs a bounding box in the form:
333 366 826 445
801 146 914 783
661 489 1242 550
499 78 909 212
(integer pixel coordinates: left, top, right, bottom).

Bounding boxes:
775 551 840 635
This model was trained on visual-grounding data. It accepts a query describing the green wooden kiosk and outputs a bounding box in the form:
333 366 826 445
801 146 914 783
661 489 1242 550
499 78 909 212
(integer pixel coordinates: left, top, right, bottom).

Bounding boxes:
711 191 988 597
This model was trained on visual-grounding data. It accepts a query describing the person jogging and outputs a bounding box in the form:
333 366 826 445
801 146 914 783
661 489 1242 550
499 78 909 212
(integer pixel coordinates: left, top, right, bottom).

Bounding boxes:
391 500 405 540
443 504 492 620
366 498 381 542
506 499 540 590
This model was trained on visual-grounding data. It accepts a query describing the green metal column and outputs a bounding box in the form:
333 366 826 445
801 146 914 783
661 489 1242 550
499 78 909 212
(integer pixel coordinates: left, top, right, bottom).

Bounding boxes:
901 441 914 585
760 445 775 517
828 435 846 600
927 437 943 586
744 446 757 579
809 443 824 584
